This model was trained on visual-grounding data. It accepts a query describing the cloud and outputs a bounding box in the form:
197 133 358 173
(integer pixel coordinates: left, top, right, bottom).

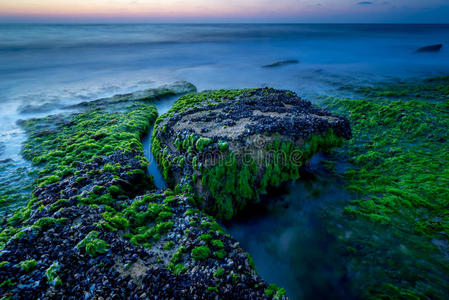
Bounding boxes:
358 1 373 4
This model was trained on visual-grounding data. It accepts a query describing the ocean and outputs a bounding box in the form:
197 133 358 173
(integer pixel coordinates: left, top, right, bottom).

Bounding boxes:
0 23 448 299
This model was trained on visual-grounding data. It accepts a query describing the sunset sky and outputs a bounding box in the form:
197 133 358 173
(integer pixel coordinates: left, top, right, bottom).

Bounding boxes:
0 0 448 23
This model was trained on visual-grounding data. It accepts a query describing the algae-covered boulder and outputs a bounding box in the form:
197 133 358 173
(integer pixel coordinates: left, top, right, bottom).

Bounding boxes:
0 83 276 299
152 88 351 220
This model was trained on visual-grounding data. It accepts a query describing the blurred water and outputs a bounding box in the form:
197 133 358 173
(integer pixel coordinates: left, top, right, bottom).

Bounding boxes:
227 154 357 300
0 23 448 298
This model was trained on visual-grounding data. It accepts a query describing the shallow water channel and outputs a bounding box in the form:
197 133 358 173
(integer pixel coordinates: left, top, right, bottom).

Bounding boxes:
142 96 355 300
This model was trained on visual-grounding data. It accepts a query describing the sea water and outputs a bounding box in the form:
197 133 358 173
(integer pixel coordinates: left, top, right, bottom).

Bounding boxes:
1 23 448 299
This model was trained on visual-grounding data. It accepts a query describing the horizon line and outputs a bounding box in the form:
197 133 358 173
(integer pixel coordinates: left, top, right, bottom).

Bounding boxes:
1 21 449 25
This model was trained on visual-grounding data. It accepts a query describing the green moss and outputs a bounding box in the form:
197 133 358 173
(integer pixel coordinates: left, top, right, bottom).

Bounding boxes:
163 241 175 250
213 268 224 277
201 131 343 220
102 212 129 230
275 288 287 299
39 175 60 187
107 185 121 196
75 176 86 183
171 246 186 264
45 262 62 287
0 261 9 268
324 76 449 299
211 239 224 249
168 263 186 274
199 233 211 241
49 198 70 211
207 286 219 293
247 252 256 271
264 283 283 298
218 141 229 151
0 94 161 251
192 246 210 260
213 249 226 259
151 89 256 184
129 221 174 245
32 217 67 230
166 89 254 115
18 259 37 273
76 231 109 256
0 279 16 288
195 137 212 152
201 220 226 235
21 102 158 198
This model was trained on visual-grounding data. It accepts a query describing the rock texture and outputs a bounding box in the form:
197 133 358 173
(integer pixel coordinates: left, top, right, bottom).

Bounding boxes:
0 154 267 299
152 88 351 219
0 83 277 299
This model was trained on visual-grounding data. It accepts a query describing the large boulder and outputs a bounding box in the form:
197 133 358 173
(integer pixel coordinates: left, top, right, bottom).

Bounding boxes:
152 88 352 220
0 83 275 299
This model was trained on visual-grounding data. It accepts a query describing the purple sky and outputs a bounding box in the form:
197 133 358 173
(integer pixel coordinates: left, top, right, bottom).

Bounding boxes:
0 0 448 23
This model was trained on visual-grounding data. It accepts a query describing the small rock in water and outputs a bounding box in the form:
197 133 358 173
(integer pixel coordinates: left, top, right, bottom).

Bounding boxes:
262 59 299 68
416 44 443 53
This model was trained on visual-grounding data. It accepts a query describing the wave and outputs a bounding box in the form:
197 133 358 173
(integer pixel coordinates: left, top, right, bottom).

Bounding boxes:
1 23 448 52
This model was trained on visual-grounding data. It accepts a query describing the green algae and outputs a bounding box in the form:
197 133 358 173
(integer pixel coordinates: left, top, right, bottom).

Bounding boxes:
17 259 37 273
168 263 186 274
152 89 346 220
45 262 62 287
0 86 171 249
32 217 67 231
22 103 157 183
0 83 270 298
170 246 186 264
76 231 109 256
211 239 224 249
264 283 286 299
163 240 175 250
200 132 344 220
166 89 255 115
325 76 449 298
354 76 449 101
192 246 211 260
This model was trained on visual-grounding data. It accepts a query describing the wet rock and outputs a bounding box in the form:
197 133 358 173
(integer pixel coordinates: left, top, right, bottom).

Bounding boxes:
416 44 443 53
67 81 196 110
262 60 299 68
152 88 351 219
1 83 281 299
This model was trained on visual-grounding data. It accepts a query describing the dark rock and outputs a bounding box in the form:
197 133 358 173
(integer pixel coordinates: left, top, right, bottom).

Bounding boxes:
262 60 299 68
416 44 443 53
153 88 351 219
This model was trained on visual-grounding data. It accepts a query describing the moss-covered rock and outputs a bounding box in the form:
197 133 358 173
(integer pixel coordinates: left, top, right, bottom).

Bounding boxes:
325 76 449 299
0 83 276 299
152 88 351 219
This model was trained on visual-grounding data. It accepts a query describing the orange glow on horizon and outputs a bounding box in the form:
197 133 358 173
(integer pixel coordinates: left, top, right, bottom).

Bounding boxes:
0 0 319 19
0 0 425 21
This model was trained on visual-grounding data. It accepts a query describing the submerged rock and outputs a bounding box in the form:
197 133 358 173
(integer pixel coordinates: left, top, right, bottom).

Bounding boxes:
262 60 299 68
18 102 62 114
67 81 197 110
152 88 351 220
416 44 443 53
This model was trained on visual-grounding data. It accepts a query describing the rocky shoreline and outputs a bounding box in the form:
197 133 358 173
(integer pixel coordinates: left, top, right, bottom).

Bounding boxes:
0 82 352 299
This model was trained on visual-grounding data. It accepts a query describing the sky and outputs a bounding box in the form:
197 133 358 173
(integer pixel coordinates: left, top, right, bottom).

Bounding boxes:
0 0 448 23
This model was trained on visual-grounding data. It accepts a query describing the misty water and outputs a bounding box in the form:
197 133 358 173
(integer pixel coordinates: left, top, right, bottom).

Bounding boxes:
1 23 449 299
